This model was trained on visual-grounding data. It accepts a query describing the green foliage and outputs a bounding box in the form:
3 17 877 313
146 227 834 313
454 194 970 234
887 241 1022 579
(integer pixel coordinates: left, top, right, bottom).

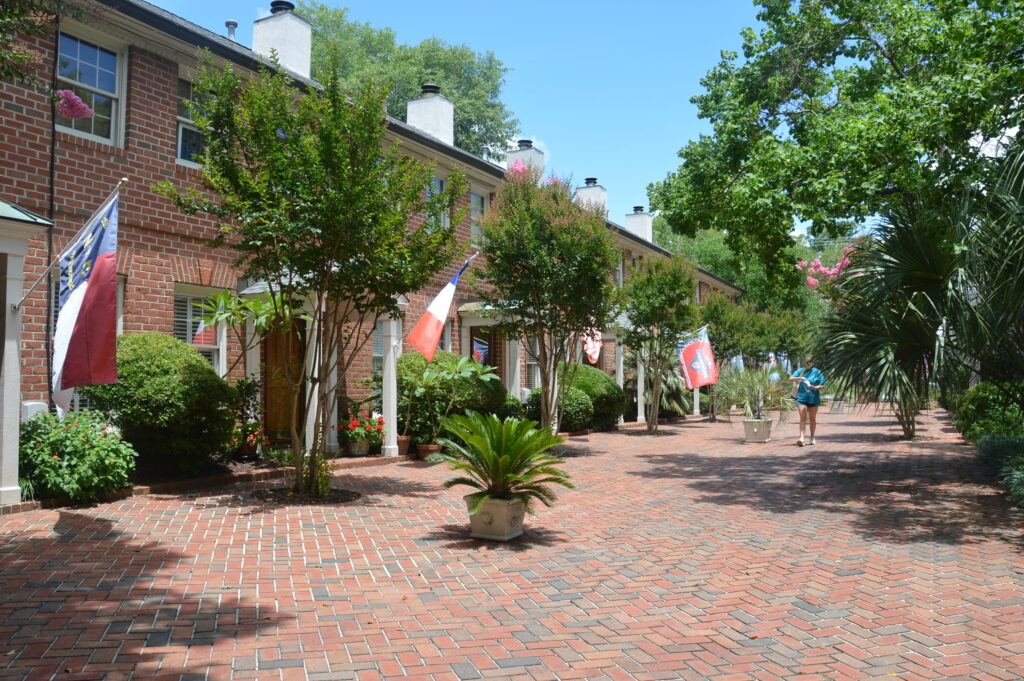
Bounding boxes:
713 367 795 423
260 448 292 467
431 411 573 515
977 434 1024 508
474 165 618 431
622 256 699 432
651 0 1024 282
0 1 67 86
396 350 504 443
339 412 386 445
303 449 333 498
496 393 525 421
297 0 517 158
526 387 593 433
955 383 1024 444
19 411 137 503
79 333 237 473
558 363 624 431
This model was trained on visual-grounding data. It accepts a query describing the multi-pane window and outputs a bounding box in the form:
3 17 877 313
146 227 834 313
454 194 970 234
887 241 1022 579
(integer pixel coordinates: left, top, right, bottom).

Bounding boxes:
470 192 487 246
425 177 449 232
615 255 624 287
371 320 384 376
56 33 118 141
173 294 222 372
441 319 452 353
525 336 540 391
176 79 205 164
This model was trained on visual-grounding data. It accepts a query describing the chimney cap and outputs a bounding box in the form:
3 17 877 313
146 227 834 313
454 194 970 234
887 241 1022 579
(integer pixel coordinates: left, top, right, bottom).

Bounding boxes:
517 139 533 150
269 1 295 14
225 19 238 28
633 205 645 213
584 177 598 187
420 83 440 96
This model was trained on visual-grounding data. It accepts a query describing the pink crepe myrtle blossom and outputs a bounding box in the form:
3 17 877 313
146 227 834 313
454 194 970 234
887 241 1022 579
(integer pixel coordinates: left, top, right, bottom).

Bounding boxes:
806 276 820 288
55 90 93 119
509 158 528 176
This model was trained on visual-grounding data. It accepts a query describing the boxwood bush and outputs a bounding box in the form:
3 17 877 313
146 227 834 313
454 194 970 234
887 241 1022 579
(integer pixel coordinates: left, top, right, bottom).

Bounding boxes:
79 333 237 474
954 382 1024 443
525 387 594 433
19 410 137 502
559 363 625 430
977 433 1024 507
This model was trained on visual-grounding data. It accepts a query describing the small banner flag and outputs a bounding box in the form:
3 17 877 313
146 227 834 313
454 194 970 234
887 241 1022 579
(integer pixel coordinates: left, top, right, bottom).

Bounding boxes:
193 318 215 345
52 191 120 416
583 328 602 364
407 256 473 362
472 338 489 365
677 325 718 390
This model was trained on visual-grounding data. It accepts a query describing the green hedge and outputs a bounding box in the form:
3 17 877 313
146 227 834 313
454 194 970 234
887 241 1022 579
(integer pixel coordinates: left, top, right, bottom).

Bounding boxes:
954 382 1024 443
79 333 237 474
525 387 594 432
396 350 506 443
977 434 1024 507
559 363 624 430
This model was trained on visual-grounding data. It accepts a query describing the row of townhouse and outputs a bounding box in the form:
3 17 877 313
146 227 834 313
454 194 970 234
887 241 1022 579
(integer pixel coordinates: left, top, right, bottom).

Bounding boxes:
0 0 740 493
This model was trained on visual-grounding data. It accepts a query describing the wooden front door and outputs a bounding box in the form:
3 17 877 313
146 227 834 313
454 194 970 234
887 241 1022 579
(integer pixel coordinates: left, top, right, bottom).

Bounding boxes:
263 320 306 442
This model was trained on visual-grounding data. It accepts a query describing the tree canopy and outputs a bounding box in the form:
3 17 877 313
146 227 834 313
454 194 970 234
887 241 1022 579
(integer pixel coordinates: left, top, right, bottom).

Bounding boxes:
650 0 1024 283
297 1 518 159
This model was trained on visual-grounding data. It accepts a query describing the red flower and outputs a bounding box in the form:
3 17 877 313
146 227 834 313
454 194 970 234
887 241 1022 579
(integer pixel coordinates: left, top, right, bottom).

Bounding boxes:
376 424 383 432
377 417 384 424
348 422 358 430
364 424 373 431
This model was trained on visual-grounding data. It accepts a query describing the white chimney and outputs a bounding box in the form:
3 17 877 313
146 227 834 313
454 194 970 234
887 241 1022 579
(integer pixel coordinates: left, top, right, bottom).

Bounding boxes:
406 84 455 146
505 139 545 176
576 177 607 213
252 1 312 80
625 205 653 243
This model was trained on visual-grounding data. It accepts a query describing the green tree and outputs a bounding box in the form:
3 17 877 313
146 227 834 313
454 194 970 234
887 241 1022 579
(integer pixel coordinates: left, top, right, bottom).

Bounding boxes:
297 1 518 158
1 0 62 86
650 0 1024 283
157 57 465 495
622 256 700 432
474 164 618 432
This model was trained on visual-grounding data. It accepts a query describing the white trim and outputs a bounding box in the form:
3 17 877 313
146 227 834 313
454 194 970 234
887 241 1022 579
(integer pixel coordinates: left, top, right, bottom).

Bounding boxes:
54 25 128 147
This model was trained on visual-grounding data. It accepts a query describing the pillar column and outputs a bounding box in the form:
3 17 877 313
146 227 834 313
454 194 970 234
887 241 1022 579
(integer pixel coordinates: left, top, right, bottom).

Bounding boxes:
636 357 646 424
505 337 520 397
693 386 701 416
1 249 26 504
381 316 401 457
614 339 624 424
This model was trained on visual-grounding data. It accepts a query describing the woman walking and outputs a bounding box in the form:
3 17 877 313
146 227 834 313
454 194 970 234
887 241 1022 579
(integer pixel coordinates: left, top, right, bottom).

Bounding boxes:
790 356 826 446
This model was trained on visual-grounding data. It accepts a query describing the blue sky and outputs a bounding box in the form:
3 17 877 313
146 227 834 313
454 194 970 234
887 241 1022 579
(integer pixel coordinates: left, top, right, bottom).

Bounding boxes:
154 0 763 224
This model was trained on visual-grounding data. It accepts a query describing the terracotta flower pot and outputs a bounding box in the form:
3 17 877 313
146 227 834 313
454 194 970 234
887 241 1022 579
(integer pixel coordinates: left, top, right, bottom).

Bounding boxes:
415 443 442 460
396 435 413 457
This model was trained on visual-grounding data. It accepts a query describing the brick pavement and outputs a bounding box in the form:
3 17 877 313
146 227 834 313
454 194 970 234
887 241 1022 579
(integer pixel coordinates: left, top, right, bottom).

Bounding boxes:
1 407 1021 681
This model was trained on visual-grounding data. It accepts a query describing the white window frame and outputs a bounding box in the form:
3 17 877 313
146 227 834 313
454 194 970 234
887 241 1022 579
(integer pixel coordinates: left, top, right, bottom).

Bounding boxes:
525 336 541 391
469 191 487 247
426 176 451 231
441 319 453 353
371 319 385 376
173 285 227 377
175 78 204 167
55 28 126 146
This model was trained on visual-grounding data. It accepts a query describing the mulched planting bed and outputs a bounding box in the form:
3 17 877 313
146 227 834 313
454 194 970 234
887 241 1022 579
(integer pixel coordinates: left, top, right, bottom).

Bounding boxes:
250 486 361 505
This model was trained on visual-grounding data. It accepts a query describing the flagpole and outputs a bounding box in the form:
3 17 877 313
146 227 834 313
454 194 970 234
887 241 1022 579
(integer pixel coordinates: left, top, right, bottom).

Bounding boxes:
12 177 128 312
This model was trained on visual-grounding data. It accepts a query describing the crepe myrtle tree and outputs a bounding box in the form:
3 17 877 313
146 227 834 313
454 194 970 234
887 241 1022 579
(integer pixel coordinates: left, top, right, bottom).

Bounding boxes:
157 55 466 495
622 256 700 433
473 161 618 433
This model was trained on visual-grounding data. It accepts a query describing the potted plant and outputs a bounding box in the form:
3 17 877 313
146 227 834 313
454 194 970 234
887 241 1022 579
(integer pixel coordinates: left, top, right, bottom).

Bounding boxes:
713 367 796 442
339 411 385 457
430 411 574 541
409 355 501 458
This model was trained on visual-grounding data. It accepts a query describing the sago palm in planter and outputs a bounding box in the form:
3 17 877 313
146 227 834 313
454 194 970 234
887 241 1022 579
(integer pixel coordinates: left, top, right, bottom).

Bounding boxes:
431 411 574 541
714 367 796 442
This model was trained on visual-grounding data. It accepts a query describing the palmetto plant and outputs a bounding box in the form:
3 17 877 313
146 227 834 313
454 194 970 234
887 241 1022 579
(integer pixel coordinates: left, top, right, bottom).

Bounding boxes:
431 411 574 515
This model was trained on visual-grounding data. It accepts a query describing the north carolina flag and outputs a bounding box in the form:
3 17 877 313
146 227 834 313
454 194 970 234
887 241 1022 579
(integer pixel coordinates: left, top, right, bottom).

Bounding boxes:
677 325 718 390
583 328 602 364
52 191 119 416
407 256 473 361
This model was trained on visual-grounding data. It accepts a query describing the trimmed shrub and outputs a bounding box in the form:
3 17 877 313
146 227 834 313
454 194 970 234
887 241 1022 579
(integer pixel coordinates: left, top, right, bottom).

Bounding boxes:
977 434 1024 507
496 393 525 421
525 387 594 433
395 350 506 442
79 333 237 474
19 410 137 503
559 363 625 430
954 382 1024 443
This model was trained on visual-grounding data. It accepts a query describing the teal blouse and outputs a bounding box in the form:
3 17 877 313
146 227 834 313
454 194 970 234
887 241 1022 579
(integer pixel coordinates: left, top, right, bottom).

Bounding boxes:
793 367 825 406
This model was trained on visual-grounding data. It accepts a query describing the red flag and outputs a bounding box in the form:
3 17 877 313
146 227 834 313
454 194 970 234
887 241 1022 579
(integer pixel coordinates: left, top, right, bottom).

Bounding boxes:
583 328 601 364
678 326 718 390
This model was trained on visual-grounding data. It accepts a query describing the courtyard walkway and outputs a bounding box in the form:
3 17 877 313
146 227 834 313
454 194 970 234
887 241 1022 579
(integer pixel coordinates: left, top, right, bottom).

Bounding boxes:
1 408 1021 681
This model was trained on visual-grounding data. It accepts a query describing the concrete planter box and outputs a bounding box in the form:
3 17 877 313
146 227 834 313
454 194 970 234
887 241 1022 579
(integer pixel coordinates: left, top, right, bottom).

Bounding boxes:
465 496 525 541
742 419 773 443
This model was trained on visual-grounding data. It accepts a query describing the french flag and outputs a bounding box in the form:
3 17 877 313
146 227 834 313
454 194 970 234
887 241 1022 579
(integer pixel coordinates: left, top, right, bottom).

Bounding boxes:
407 256 473 362
52 192 119 416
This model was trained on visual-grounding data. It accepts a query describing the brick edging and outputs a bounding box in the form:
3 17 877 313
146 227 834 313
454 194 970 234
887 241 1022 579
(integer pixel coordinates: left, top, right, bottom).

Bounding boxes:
0 454 416 517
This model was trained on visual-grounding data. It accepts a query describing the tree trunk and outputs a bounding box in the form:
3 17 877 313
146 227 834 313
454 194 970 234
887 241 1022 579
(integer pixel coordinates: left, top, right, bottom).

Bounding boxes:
646 369 661 433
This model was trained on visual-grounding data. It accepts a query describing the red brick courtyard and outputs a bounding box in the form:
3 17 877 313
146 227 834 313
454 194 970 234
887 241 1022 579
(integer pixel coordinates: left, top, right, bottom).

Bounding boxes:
1 407 1021 681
